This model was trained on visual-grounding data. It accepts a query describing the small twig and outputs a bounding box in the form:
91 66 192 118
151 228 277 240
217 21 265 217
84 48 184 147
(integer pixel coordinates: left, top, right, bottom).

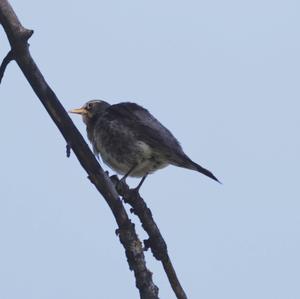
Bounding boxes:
66 142 71 157
0 50 14 84
112 176 188 299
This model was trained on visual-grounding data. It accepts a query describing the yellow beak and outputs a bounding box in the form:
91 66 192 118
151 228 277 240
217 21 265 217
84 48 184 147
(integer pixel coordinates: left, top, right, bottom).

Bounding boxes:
69 107 87 115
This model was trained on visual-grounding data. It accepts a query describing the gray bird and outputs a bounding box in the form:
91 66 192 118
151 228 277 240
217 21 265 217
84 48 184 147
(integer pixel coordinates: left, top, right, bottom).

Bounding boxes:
69 100 220 189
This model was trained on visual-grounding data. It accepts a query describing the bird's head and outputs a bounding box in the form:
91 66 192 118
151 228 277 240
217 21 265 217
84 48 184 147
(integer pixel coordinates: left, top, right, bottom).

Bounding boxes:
69 100 110 125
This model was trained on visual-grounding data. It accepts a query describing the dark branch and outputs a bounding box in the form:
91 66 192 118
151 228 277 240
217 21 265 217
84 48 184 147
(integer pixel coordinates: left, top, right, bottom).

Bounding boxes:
0 1 159 298
113 176 188 299
0 49 14 83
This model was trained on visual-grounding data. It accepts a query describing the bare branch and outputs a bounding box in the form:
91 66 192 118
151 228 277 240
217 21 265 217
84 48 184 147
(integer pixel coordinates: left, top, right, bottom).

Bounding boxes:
113 176 188 299
0 1 159 298
0 50 14 83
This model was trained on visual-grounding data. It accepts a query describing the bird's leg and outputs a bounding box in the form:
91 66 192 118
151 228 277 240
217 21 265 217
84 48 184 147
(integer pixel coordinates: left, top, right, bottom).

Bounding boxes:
121 164 137 182
116 164 137 192
133 174 148 193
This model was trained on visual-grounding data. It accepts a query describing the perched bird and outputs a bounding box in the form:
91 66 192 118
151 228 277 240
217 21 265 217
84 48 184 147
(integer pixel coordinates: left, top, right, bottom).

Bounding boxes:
69 100 220 189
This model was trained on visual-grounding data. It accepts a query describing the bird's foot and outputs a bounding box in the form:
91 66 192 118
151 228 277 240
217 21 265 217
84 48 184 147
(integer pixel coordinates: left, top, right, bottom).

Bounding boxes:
110 174 119 186
110 175 129 194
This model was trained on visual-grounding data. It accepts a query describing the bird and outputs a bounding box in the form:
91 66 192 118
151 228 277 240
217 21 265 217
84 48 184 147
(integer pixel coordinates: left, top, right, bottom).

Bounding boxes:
69 100 220 190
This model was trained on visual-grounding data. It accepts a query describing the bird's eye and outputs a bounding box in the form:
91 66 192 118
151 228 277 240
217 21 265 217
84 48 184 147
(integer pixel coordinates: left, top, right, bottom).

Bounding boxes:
86 103 93 110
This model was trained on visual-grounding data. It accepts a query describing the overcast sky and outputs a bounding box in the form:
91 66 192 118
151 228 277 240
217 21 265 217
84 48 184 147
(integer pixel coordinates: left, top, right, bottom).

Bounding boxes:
0 1 300 298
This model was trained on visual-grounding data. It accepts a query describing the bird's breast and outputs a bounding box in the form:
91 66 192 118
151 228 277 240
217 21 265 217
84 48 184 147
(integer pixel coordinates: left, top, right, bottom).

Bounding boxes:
92 123 168 177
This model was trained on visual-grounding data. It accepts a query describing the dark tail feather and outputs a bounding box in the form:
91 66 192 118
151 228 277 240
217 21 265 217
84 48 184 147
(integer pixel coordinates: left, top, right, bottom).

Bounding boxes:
191 161 221 183
170 153 221 183
173 155 221 183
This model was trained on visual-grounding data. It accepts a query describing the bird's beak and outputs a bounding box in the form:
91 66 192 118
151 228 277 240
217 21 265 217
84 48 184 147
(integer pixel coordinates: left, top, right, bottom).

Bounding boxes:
69 107 87 115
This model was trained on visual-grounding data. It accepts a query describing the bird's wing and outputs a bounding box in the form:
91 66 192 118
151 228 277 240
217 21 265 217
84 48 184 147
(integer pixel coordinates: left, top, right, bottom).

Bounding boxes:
102 103 220 182
104 102 185 156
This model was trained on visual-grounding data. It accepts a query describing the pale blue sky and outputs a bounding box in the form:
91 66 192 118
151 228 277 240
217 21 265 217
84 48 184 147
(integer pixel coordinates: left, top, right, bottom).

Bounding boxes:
0 1 300 298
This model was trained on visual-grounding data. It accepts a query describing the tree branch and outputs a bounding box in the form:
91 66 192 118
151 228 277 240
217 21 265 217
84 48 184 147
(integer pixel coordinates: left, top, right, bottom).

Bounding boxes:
0 1 159 298
0 49 14 83
112 176 188 299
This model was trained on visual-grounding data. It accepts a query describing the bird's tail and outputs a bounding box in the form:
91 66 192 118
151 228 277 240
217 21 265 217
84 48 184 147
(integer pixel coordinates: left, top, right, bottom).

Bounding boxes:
189 160 221 183
171 154 221 183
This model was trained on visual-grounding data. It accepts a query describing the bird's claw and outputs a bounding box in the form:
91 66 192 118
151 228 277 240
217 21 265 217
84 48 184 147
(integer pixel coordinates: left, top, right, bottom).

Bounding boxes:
110 174 119 186
116 177 128 193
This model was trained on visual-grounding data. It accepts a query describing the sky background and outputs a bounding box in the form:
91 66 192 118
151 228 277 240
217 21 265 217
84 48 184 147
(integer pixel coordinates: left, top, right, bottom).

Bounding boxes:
0 1 300 298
